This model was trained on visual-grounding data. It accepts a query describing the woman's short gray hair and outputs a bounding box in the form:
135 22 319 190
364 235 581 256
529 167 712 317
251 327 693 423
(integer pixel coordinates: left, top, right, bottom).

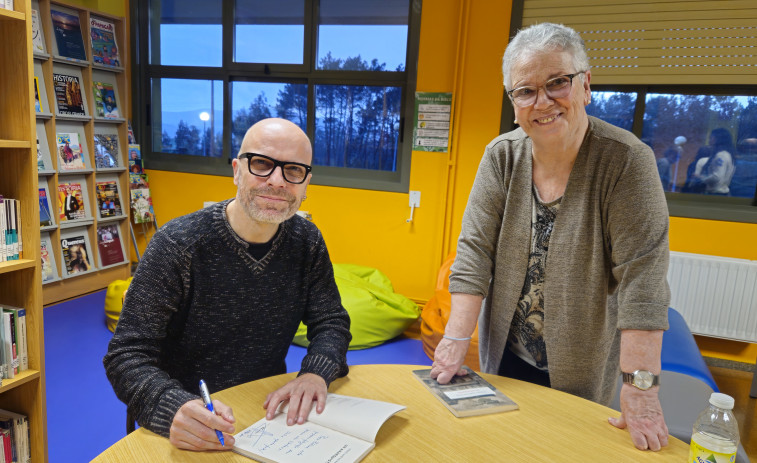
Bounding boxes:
502 23 590 90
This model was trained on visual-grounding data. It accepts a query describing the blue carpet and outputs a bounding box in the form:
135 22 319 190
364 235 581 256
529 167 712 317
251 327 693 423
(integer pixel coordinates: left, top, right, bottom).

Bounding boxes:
44 289 432 462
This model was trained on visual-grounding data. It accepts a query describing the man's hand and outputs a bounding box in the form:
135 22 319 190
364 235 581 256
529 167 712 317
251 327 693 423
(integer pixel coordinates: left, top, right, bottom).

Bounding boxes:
608 385 669 451
430 337 470 384
263 373 327 425
169 398 236 451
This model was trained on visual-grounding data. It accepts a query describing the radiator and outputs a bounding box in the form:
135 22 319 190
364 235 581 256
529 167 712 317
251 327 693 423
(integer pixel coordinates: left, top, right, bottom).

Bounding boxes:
667 251 757 343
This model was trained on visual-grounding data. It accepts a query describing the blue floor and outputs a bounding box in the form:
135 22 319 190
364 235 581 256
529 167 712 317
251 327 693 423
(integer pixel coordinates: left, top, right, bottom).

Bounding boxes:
44 290 432 462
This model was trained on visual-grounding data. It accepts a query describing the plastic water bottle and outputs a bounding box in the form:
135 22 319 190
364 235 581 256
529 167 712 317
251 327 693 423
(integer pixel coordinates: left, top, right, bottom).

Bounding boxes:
689 392 739 463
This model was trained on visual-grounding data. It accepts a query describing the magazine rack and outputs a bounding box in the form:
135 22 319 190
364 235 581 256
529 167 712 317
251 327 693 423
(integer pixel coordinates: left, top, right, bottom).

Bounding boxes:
129 217 159 262
33 0 131 304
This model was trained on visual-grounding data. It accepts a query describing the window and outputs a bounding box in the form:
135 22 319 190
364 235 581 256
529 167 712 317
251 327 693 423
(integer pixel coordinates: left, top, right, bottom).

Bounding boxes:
135 0 421 192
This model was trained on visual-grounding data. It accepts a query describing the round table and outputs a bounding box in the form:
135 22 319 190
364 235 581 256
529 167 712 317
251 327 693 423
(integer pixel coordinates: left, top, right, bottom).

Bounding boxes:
92 364 689 462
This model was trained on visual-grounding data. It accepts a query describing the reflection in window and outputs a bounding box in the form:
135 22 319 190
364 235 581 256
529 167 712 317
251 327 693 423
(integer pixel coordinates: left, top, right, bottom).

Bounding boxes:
317 0 408 71
151 0 222 67
152 78 223 157
234 0 304 64
643 94 757 198
585 91 636 132
314 84 401 170
230 81 307 155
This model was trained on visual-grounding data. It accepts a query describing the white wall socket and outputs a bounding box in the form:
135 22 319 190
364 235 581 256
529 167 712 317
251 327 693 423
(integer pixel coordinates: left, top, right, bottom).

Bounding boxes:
409 190 421 207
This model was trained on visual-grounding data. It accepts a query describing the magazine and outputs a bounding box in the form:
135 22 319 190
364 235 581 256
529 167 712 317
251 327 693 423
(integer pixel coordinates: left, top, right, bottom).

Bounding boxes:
130 188 155 224
93 81 119 119
89 17 121 67
51 9 87 61
37 134 46 170
129 173 150 190
32 9 45 53
61 235 92 275
41 240 54 282
34 76 43 113
56 132 86 170
127 144 143 174
57 182 86 221
53 73 85 116
94 133 120 168
97 224 125 266
95 181 123 218
39 188 53 227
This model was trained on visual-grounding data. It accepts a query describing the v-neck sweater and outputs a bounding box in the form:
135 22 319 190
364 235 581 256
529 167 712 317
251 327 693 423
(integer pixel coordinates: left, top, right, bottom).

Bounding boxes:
104 199 351 436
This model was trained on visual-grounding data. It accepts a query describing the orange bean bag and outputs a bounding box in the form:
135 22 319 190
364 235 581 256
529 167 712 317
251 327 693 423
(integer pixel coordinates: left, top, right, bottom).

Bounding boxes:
420 253 480 370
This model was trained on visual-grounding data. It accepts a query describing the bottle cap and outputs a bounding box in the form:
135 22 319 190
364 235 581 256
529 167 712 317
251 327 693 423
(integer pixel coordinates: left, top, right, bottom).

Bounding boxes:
709 392 735 410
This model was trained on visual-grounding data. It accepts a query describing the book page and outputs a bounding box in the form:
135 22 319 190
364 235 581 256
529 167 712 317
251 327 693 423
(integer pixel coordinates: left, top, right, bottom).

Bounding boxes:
282 393 405 443
233 414 374 463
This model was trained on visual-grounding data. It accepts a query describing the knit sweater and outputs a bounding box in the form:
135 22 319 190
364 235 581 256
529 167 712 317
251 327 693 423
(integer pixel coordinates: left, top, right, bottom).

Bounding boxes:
103 200 351 437
450 117 670 406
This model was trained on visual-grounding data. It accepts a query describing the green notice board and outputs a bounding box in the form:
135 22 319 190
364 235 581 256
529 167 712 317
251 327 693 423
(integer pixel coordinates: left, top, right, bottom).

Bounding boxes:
413 92 452 152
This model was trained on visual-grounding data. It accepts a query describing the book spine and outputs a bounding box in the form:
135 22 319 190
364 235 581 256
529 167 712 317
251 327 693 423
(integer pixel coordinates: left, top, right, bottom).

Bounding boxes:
14 200 20 260
0 312 6 380
1 313 14 378
0 197 6 262
3 312 17 376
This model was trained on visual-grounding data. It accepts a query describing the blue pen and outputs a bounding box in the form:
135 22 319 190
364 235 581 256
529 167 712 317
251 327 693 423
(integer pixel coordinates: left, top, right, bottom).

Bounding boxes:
199 379 225 446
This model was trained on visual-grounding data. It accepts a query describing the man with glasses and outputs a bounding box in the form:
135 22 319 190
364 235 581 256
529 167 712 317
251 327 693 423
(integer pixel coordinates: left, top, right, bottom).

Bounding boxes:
105 118 351 451
431 23 670 452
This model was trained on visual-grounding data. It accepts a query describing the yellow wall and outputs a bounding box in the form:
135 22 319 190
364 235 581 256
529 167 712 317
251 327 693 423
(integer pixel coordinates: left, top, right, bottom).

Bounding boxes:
137 1 755 364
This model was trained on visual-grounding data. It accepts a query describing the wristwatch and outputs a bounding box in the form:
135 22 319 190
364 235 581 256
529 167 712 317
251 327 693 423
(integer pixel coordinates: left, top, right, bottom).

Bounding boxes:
622 370 660 390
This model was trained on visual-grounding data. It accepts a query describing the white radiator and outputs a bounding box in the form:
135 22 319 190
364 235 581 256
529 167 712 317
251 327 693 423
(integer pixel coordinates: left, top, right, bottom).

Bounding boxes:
667 251 757 343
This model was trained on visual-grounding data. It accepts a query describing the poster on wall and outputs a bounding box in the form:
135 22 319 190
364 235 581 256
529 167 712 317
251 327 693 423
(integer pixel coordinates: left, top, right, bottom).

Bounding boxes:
412 92 452 153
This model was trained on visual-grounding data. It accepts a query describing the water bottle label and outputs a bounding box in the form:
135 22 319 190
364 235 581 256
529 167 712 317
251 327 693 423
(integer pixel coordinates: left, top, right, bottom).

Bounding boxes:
689 440 736 463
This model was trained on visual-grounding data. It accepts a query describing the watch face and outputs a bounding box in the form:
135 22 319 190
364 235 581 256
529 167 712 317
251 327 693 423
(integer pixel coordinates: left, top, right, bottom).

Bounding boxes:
633 370 654 389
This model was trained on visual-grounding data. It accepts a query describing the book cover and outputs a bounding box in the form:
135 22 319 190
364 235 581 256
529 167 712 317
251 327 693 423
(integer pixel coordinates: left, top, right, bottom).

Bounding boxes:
130 188 154 224
233 393 405 463
56 132 86 170
57 182 85 221
41 240 54 282
127 121 136 144
97 224 124 266
53 73 85 116
1 307 27 372
129 173 150 189
412 366 519 418
34 76 43 113
94 133 120 168
95 181 123 218
36 134 46 170
39 188 53 227
90 17 121 66
93 81 120 119
32 9 45 53
61 235 91 275
51 9 87 61
128 144 143 174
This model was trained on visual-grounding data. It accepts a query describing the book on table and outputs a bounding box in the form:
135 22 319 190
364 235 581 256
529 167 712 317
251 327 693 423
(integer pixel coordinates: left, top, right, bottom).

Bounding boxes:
412 366 519 418
233 393 405 463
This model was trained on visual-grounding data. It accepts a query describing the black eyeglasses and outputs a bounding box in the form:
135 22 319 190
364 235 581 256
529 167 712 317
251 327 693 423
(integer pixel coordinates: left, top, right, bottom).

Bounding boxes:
507 71 586 107
239 153 312 184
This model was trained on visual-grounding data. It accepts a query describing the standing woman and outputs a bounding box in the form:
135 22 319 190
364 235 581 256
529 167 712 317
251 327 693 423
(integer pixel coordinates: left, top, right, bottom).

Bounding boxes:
693 127 736 195
431 23 671 452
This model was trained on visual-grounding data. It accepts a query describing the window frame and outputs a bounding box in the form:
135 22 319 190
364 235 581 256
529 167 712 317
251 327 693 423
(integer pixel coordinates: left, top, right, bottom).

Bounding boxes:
130 0 421 193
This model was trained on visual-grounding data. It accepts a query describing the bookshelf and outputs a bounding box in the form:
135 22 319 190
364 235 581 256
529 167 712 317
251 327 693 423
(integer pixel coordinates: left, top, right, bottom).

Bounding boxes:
34 0 131 305
0 0 48 461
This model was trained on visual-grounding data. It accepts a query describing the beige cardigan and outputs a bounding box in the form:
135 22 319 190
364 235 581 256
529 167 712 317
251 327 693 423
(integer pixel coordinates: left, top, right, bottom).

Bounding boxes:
450 117 670 406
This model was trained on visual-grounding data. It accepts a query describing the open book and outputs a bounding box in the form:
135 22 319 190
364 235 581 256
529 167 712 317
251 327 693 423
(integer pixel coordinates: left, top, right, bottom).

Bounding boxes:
233 393 405 463
413 366 518 417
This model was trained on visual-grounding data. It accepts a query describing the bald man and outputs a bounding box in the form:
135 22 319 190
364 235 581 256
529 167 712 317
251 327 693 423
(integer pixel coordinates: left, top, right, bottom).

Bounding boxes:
104 118 351 451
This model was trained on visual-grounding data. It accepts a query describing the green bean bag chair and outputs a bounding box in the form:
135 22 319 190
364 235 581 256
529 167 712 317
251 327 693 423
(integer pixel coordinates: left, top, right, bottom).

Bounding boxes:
293 263 421 350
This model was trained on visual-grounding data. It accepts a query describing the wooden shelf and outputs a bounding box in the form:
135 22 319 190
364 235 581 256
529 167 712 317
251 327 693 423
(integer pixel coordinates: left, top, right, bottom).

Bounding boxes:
0 8 24 21
0 139 32 148
0 258 37 275
0 370 41 394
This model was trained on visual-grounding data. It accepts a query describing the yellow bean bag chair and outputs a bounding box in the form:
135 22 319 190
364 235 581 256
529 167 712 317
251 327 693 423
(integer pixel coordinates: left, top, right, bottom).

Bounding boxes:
105 277 132 333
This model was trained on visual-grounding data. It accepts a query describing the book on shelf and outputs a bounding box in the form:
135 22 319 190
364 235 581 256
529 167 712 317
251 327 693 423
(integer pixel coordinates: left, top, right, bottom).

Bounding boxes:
34 76 43 113
56 132 86 170
53 73 86 116
90 17 121 67
41 239 55 282
94 132 120 168
0 197 20 262
37 133 46 170
1 306 27 372
1 311 17 378
128 144 143 174
61 235 92 275
51 8 87 61
412 366 519 418
95 181 123 218
129 172 150 189
97 224 125 266
57 182 86 221
39 188 53 227
130 187 155 224
0 409 30 463
233 393 405 463
0 0 13 11
93 81 120 119
32 9 45 53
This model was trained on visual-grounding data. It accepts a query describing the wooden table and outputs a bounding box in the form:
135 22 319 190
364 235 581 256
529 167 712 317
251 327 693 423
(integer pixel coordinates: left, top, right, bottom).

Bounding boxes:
92 364 689 462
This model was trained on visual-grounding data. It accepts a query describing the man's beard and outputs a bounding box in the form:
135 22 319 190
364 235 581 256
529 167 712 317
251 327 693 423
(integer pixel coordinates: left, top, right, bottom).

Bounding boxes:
239 186 299 224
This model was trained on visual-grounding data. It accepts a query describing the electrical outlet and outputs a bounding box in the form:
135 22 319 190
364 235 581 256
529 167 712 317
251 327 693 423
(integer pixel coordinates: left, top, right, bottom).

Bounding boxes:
409 190 421 207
